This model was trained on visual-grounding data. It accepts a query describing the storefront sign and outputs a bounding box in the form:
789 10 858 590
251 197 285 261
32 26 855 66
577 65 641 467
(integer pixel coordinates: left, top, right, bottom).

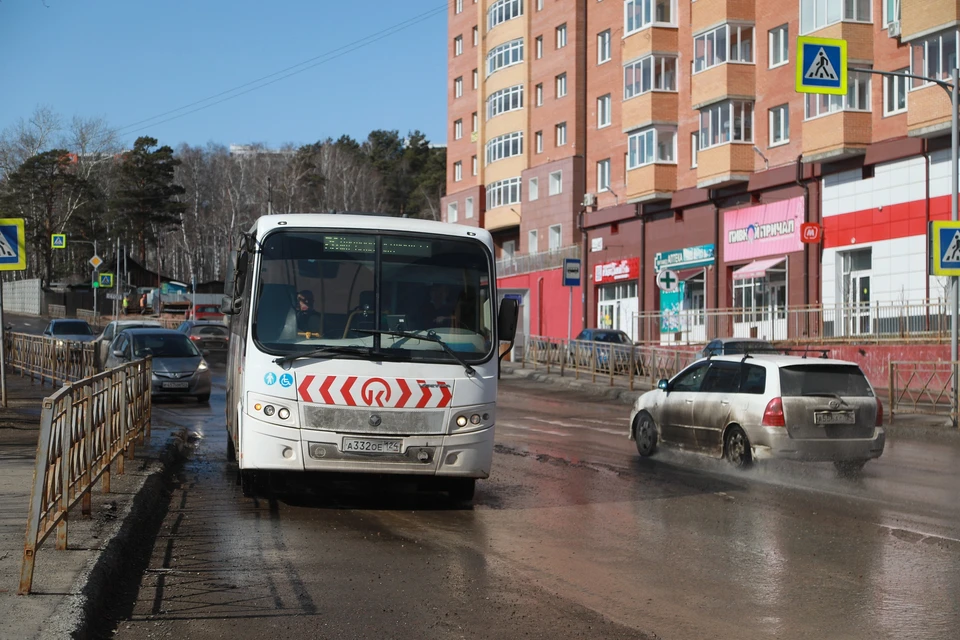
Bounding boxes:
654 244 715 272
801 222 822 243
724 197 804 262
594 257 639 284
660 285 685 334
591 237 604 252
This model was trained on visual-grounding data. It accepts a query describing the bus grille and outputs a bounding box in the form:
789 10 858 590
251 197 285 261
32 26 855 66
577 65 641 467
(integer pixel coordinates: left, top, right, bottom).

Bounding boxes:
302 405 446 435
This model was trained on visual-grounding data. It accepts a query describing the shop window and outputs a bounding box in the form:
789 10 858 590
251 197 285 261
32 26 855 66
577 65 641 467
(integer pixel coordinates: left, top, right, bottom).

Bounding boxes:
733 266 786 325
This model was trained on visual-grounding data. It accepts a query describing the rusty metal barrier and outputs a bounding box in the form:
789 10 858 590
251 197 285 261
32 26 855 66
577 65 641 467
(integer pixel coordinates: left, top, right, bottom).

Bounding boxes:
888 361 959 422
18 357 153 594
524 335 699 390
4 332 98 385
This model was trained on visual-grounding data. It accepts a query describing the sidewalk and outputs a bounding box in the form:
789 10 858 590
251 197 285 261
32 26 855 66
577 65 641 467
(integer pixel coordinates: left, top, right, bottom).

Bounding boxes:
500 362 959 438
0 373 187 640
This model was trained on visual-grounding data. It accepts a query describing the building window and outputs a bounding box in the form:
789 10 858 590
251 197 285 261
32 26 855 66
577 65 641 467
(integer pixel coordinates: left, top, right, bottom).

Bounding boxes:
486 176 522 208
598 94 612 127
910 29 959 88
455 0 462 14
447 202 458 223
884 69 908 115
597 158 611 192
769 104 789 146
805 70 870 118
487 38 524 76
556 24 567 49
769 24 788 68
883 0 900 26
454 161 462 182
625 0 676 34
801 0 871 35
535 131 543 153
487 85 524 120
502 240 516 259
549 170 563 195
699 101 753 148
734 271 786 323
549 224 562 250
472 112 478 132
691 133 699 168
556 73 567 98
473 69 478 89
488 0 523 32
536 36 543 59
528 229 539 253
598 30 612 64
627 127 676 168
465 197 474 219
471 155 478 175
486 131 523 165
454 119 463 140
454 77 463 98
473 26 478 46
536 83 544 106
529 177 539 200
556 122 567 146
455 36 463 56
624 55 678 98
694 24 754 73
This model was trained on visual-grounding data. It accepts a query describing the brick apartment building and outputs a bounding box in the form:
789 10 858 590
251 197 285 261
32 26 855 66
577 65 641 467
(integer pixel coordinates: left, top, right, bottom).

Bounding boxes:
442 0 959 346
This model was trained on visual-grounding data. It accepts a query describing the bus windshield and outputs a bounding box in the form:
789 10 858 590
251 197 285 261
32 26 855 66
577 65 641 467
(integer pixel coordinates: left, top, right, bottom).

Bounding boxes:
254 230 494 362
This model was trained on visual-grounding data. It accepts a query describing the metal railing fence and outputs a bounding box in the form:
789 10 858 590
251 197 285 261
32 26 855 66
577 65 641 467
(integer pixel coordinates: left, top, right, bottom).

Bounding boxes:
4 332 98 385
18 357 152 594
888 361 959 421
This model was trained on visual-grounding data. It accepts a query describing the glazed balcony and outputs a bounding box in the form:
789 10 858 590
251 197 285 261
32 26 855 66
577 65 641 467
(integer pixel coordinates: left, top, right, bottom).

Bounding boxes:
626 164 677 203
696 143 754 189
691 63 755 110
802 111 872 163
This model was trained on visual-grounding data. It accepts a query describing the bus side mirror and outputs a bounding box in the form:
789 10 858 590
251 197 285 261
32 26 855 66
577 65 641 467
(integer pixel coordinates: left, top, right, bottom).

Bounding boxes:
498 298 519 342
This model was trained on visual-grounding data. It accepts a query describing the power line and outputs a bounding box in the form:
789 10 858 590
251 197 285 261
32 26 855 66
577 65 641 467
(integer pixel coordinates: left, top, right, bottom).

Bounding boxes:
116 1 451 136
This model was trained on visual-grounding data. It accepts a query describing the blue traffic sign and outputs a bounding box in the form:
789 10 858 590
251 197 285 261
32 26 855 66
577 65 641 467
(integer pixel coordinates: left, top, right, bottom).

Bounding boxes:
98 273 114 288
563 258 581 287
796 36 847 95
0 218 26 271
51 234 66 249
930 221 960 276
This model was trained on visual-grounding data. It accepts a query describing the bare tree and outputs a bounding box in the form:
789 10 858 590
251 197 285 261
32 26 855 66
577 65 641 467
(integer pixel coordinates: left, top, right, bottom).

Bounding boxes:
0 105 62 179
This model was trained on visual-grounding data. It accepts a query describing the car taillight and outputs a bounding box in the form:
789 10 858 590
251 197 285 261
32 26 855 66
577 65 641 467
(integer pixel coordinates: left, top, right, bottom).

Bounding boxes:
876 397 883 426
189 335 201 341
762 397 785 427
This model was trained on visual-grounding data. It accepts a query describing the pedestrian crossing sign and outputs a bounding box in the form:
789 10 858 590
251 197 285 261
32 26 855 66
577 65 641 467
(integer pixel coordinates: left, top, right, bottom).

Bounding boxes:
51 234 66 249
930 221 960 276
99 273 114 288
796 36 847 95
0 218 27 271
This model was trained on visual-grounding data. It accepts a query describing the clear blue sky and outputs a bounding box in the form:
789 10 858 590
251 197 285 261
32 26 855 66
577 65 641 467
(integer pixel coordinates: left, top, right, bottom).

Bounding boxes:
0 0 449 149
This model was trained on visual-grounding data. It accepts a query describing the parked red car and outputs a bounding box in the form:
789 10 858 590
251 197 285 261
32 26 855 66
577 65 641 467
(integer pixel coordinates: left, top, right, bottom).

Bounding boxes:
184 304 224 321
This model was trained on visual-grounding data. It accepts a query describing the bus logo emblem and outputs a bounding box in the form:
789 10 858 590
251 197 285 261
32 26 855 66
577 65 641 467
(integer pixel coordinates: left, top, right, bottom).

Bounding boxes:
361 378 392 407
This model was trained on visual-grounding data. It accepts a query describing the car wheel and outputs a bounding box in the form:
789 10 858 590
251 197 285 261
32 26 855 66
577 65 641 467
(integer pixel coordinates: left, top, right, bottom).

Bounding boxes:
633 412 658 457
448 478 476 504
196 393 210 404
724 425 752 469
834 459 868 477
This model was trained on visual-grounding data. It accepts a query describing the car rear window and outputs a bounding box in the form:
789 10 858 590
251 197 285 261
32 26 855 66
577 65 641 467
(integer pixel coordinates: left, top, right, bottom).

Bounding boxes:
132 334 200 358
53 321 93 335
195 326 228 337
779 364 874 397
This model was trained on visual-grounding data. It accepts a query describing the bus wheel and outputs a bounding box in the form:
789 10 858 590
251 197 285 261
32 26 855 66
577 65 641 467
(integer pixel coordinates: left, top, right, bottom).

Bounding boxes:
448 478 476 504
227 435 236 462
241 471 268 497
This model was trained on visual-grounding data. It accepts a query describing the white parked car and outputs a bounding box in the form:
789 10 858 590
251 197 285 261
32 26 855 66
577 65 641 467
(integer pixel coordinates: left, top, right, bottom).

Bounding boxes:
629 354 885 474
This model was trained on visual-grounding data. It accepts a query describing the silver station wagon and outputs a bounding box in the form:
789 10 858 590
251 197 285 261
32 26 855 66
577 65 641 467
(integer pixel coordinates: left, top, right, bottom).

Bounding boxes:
629 355 885 474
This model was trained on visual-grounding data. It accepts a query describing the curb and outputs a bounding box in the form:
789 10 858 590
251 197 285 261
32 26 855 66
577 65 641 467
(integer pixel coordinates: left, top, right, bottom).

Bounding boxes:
41 427 189 640
503 366 646 405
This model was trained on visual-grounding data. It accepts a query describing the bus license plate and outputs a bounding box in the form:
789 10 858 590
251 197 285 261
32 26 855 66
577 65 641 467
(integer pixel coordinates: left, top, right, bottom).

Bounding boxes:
814 410 855 425
342 437 402 454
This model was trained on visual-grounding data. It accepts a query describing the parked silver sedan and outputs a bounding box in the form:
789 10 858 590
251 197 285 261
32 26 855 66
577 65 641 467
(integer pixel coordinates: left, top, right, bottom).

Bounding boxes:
93 319 163 369
629 355 885 474
104 328 211 403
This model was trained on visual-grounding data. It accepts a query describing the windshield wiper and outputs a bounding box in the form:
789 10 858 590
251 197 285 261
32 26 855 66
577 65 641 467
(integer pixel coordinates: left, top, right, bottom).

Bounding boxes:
356 329 476 376
273 344 373 367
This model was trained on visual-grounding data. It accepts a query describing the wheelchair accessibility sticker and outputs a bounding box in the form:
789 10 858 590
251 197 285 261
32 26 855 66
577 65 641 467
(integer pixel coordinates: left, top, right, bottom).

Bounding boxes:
279 373 294 388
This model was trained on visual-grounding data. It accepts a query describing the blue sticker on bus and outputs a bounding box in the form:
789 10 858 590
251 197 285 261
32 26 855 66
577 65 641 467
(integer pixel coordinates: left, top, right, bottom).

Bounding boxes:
279 373 294 388
264 372 277 385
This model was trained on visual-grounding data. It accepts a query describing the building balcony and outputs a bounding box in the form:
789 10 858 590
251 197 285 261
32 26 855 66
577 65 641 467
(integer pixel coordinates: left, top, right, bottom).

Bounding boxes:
696 143 754 189
622 26 678 62
485 205 521 232
803 21 873 61
496 245 580 278
900 0 959 42
802 111 872 163
626 164 676 203
622 92 678 131
907 84 953 138
691 64 755 110
691 0 755 34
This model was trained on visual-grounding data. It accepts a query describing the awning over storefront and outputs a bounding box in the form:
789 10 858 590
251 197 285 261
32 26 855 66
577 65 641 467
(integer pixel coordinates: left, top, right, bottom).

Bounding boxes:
675 268 706 281
732 257 785 280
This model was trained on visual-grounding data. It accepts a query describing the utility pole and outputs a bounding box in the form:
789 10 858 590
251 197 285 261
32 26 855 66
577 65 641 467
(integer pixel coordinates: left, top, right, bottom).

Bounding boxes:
268 176 273 215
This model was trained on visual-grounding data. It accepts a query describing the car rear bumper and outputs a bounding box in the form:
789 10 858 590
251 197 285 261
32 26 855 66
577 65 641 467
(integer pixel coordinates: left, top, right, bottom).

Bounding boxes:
747 426 885 462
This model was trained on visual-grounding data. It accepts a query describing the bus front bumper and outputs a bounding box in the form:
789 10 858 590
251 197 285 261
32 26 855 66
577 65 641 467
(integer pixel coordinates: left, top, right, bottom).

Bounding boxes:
239 416 494 479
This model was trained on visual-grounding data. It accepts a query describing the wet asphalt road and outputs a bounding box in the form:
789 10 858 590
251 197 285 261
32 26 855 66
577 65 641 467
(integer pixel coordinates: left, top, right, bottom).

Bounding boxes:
103 374 960 640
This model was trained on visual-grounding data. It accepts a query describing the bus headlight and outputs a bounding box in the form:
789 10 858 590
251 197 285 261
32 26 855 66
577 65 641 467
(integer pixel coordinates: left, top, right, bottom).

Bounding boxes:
456 416 468 428
247 392 298 428
450 404 495 433
278 407 290 420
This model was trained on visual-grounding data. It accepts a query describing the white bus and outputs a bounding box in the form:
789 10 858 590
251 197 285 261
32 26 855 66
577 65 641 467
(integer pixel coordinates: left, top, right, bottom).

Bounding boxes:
221 214 518 501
